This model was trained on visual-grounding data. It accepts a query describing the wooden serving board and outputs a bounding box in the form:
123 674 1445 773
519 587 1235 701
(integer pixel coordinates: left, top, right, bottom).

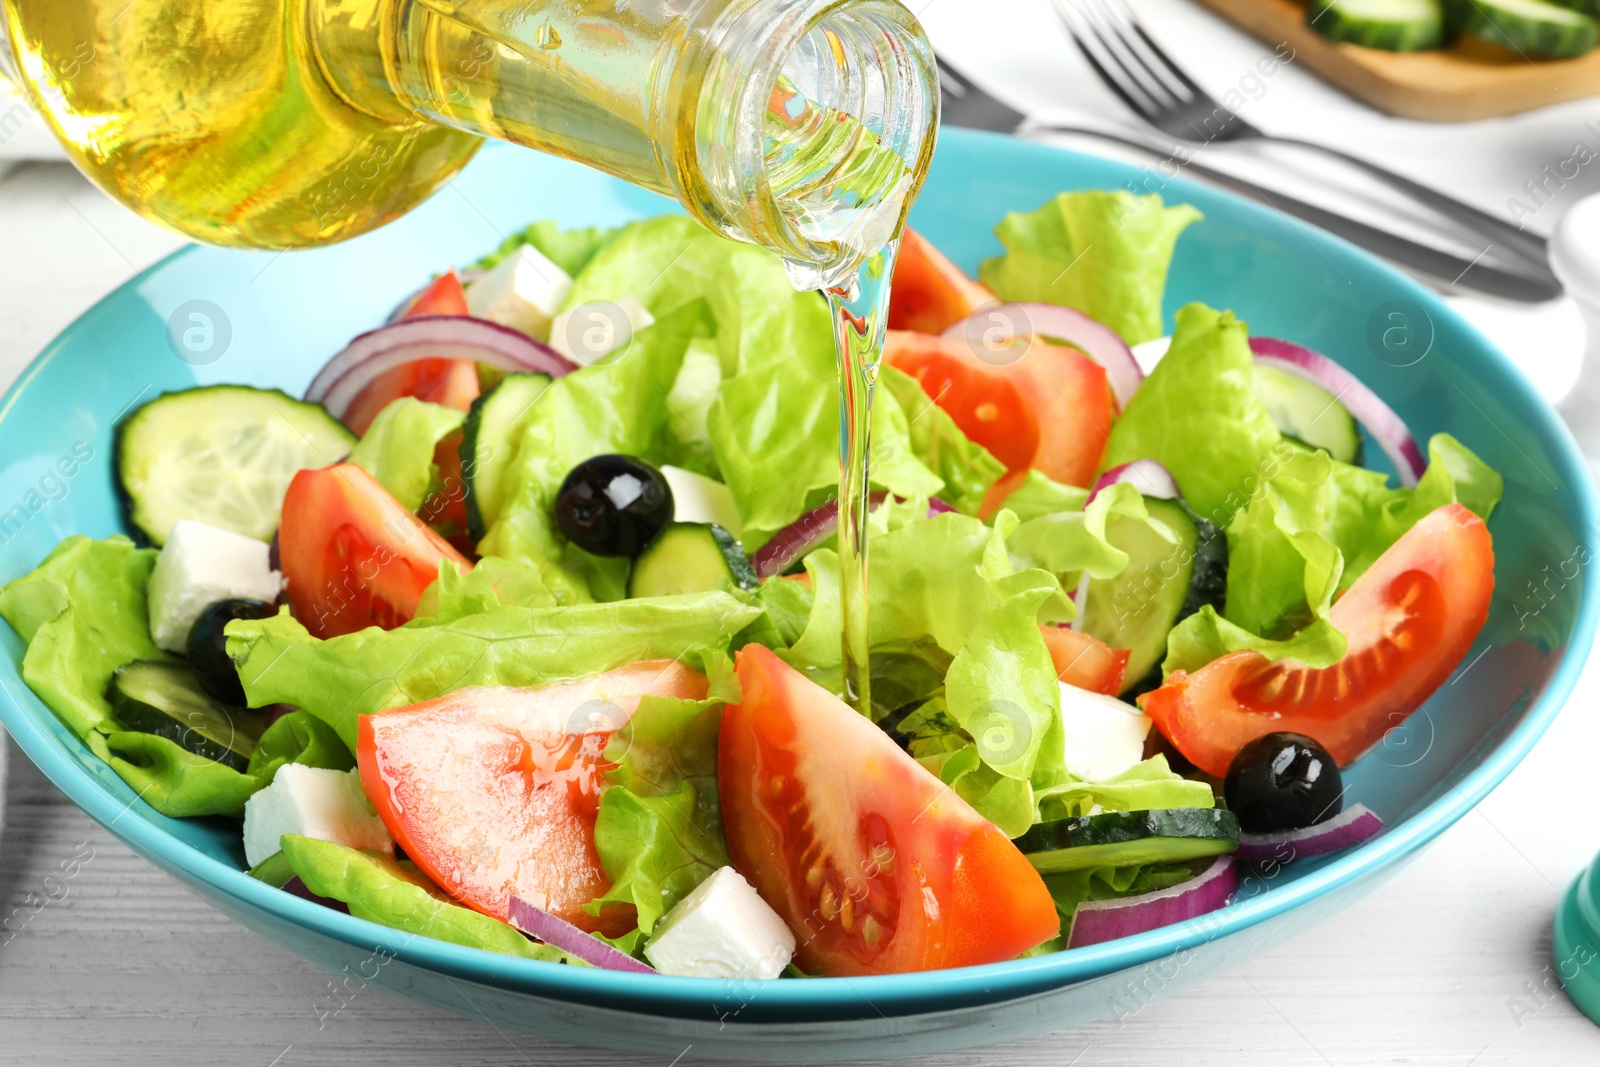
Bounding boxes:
1194 0 1600 121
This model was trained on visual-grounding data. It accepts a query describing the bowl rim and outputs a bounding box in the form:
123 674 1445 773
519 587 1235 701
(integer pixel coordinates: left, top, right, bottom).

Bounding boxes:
2 127 1596 1021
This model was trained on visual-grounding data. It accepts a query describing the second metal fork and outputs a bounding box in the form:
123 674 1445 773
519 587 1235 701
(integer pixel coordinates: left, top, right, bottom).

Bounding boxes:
1052 0 1555 288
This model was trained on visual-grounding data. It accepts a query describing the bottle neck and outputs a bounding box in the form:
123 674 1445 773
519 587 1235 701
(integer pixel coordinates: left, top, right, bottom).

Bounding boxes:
310 0 937 288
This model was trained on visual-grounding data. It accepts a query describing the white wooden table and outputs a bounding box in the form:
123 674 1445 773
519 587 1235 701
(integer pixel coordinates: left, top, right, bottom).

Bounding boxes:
5 1 1600 1062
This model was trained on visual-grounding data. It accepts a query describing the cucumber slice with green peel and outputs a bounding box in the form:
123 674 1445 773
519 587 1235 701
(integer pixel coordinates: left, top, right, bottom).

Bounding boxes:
1446 0 1598 57
627 523 758 598
1308 0 1447 51
460 373 552 542
115 386 355 546
1016 809 1240 873
1253 364 1364 465
108 661 265 772
1080 497 1227 696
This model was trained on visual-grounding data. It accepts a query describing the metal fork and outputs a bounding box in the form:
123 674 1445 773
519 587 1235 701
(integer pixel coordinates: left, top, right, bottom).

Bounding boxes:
1054 0 1556 289
935 58 1562 303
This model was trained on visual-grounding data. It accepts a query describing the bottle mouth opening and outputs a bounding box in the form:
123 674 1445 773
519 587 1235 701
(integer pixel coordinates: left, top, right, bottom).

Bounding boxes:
694 0 938 290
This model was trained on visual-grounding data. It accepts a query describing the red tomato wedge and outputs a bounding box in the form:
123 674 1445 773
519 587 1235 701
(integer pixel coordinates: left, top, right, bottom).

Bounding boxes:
886 330 1114 489
887 229 996 335
719 645 1058 976
341 271 481 436
279 463 469 638
358 661 709 934
1140 503 1495 776
1040 625 1130 696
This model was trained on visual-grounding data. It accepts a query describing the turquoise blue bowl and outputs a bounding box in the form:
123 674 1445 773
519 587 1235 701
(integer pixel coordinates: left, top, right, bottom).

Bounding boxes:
0 129 1594 1060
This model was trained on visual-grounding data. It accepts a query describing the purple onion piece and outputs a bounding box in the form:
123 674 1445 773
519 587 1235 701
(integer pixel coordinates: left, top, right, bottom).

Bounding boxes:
1086 459 1181 506
507 896 657 973
1067 855 1237 950
1233 803 1384 864
1249 336 1425 487
305 315 577 419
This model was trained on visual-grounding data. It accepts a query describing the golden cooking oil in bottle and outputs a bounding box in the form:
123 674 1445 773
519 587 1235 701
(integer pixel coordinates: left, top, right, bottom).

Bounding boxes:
2 0 938 712
0 0 936 285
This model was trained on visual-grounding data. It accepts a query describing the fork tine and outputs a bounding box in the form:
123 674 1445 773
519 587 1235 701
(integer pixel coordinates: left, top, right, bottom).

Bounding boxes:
1101 0 1213 104
1082 0 1196 106
1051 0 1162 123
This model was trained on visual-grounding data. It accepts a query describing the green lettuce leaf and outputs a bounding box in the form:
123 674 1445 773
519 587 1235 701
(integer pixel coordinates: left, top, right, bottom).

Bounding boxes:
0 535 161 738
103 710 351 818
1034 755 1216 822
588 693 730 934
229 593 762 751
990 470 1089 524
479 303 706 597
279 835 567 962
0 537 350 817
979 191 1201 345
1164 433 1504 675
1008 481 1166 585
1103 303 1283 525
348 398 465 513
414 555 558 622
472 219 622 278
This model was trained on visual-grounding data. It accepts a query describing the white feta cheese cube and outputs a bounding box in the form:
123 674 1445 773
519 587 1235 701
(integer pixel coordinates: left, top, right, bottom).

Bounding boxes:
643 866 795 980
548 295 655 365
465 244 573 340
242 765 393 869
660 465 741 535
147 519 282 652
1059 681 1152 783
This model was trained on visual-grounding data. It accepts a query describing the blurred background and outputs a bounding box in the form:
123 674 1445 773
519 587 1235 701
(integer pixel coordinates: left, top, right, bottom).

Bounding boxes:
2 0 1600 1062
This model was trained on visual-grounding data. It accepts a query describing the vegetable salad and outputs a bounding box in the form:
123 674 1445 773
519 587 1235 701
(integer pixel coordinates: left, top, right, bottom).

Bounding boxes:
0 188 1503 977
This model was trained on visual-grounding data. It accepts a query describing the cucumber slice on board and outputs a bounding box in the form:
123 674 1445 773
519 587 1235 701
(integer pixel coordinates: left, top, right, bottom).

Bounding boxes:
1016 808 1240 873
109 660 265 772
1308 0 1447 51
1079 497 1227 696
1253 365 1364 465
1446 0 1598 57
460 373 552 542
115 386 355 546
627 523 758 598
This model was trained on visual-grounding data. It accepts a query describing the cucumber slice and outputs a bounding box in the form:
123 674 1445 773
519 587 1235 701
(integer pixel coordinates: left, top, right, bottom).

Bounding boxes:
115 386 355 546
108 660 264 771
1080 497 1227 696
627 523 758 597
1308 0 1447 50
460 373 552 541
1017 808 1240 873
1447 0 1598 56
1253 365 1364 465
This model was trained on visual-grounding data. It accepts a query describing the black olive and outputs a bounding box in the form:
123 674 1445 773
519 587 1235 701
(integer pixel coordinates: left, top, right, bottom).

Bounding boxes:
186 598 276 706
1223 732 1342 834
554 454 674 557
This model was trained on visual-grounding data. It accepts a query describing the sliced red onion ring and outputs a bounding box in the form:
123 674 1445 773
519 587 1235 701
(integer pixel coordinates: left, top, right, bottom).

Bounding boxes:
1086 459 1181 506
1067 855 1237 950
751 494 954 580
1249 337 1425 487
307 316 577 420
940 302 1143 411
1233 803 1383 864
507 896 657 973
